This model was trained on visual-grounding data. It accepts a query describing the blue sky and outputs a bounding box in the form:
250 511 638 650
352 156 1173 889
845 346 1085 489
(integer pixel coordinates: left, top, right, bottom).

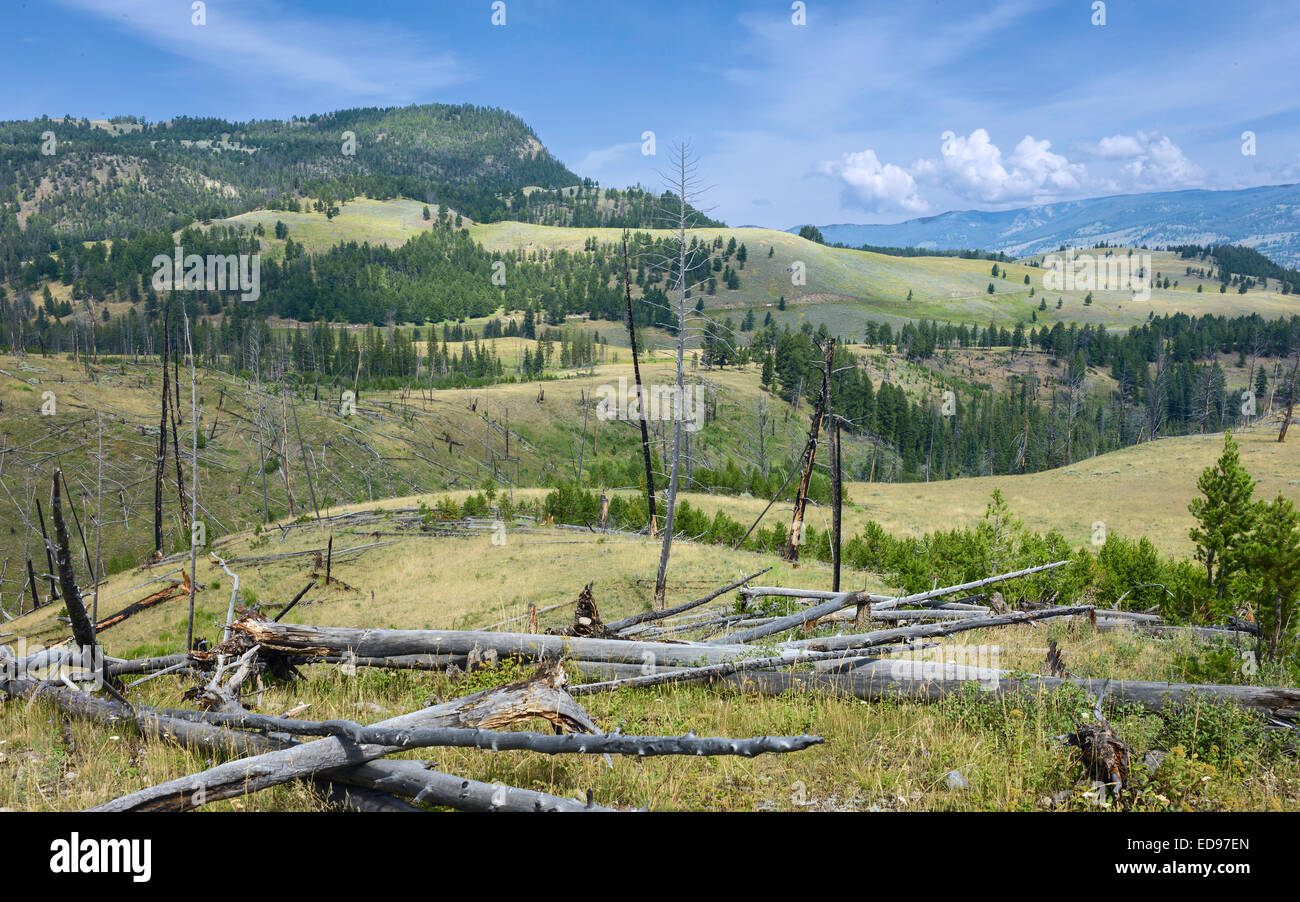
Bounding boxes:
5 0 1299 228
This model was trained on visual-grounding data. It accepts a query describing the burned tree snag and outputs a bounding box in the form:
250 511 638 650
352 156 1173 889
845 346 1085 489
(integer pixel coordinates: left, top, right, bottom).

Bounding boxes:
168 359 190 532
34 497 59 601
831 414 843 592
623 233 657 536
551 583 616 638
1045 639 1067 677
51 469 96 650
154 307 171 557
25 558 41 611
785 338 834 562
1280 351 1299 443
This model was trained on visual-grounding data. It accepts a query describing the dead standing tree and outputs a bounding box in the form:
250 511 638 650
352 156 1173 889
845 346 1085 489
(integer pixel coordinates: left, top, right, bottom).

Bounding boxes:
1279 337 1299 443
621 232 657 536
785 337 835 563
153 306 170 559
652 143 712 609
50 468 96 652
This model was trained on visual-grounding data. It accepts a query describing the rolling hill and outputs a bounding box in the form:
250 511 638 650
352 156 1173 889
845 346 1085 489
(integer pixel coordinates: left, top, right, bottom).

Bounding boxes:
204 200 1299 332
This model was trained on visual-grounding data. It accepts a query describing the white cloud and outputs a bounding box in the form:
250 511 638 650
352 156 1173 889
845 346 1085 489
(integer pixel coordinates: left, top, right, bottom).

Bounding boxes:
819 149 928 213
1089 131 1205 190
1091 134 1146 158
911 129 1084 204
1122 134 1204 189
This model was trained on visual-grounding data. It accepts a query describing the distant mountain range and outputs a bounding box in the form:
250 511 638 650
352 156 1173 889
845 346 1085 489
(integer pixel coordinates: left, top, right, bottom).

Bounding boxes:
800 184 1300 266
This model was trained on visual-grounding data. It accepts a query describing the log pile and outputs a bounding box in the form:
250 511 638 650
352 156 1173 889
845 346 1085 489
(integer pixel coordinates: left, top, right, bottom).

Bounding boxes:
4 555 1295 813
0 640 821 812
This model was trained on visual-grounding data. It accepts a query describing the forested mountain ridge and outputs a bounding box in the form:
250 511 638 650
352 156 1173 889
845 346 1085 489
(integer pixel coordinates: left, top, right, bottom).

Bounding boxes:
0 103 724 279
808 184 1300 267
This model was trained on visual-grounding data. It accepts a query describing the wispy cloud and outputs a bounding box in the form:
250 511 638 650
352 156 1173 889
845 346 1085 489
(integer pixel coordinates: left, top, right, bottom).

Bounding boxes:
576 141 642 175
55 0 467 104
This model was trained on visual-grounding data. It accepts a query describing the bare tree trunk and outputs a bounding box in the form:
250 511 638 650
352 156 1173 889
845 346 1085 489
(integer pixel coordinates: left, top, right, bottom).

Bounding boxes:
50 469 95 651
653 148 699 609
622 233 657 537
1280 352 1299 443
93 413 102 626
290 394 320 522
786 338 834 562
831 413 842 592
154 307 170 557
183 307 200 651
34 496 59 602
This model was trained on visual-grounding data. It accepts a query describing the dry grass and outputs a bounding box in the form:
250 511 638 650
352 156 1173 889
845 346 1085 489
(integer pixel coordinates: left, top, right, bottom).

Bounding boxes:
4 616 1297 812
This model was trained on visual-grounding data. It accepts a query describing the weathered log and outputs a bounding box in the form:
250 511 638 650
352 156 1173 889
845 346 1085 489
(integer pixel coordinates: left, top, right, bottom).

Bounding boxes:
783 605 1096 652
707 591 865 645
140 707 821 757
305 652 468 671
93 580 186 633
570 642 921 696
869 560 1073 611
105 653 193 676
1094 620 1260 641
606 567 772 633
860 609 985 621
0 677 453 812
346 759 609 811
703 663 1300 722
232 620 759 667
89 660 601 811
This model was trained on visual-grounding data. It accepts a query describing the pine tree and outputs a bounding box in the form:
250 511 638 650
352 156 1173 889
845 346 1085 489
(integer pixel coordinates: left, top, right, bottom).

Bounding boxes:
1189 432 1258 598
1241 494 1300 659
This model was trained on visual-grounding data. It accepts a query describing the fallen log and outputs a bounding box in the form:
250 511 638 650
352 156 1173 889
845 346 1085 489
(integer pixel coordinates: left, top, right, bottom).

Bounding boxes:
304 652 468 671
869 560 1073 611
1094 620 1261 641
606 567 772 633
89 660 602 812
570 642 921 696
232 620 759 667
105 653 193 676
342 759 609 812
704 663 1300 722
860 609 985 622
93 580 186 633
707 591 865 645
715 563 1072 646
783 605 1096 652
0 677 411 811
141 707 822 757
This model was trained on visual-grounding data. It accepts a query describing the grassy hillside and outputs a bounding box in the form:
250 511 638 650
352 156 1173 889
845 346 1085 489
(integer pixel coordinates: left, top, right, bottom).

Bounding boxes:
0 350 848 583
5 480 1298 812
204 198 1297 331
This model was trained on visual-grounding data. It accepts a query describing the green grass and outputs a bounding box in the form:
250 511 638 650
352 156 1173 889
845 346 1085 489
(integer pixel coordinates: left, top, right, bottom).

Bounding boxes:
203 197 1294 330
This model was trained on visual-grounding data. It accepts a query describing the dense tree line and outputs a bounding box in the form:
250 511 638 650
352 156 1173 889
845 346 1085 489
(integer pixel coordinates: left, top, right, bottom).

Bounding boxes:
1171 243 1300 294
